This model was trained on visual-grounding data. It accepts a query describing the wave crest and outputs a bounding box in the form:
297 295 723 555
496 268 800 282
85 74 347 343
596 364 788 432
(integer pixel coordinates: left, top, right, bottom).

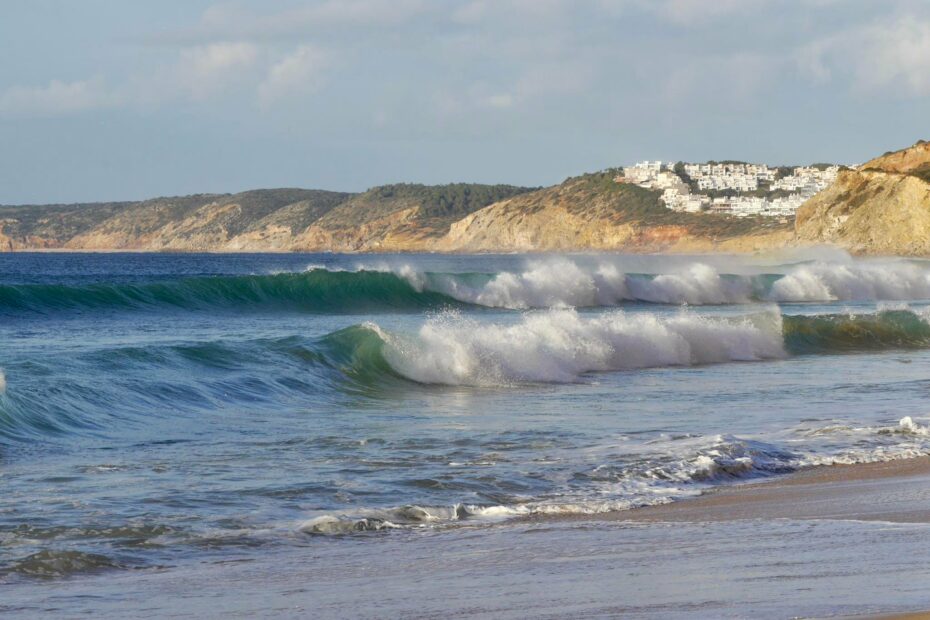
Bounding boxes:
375 309 786 385
6 258 930 316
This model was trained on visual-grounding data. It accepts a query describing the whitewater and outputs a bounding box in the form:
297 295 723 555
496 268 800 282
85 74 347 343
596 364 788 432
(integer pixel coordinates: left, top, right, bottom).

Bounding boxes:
6 251 930 587
6 254 930 315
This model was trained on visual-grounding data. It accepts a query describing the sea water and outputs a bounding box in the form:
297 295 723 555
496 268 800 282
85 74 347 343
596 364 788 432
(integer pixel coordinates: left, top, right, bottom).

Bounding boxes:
5 251 930 615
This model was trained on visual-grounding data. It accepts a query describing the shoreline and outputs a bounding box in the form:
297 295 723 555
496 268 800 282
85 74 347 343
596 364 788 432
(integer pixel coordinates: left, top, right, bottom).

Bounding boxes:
0 246 792 255
592 456 930 524
0 244 909 258
12 455 930 618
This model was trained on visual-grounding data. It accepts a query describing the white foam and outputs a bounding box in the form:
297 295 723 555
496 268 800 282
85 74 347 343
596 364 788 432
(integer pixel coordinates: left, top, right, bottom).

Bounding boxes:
768 261 930 302
373 308 786 386
421 259 752 308
304 257 930 308
897 416 930 436
0 369 6 395
296 424 930 536
299 515 400 535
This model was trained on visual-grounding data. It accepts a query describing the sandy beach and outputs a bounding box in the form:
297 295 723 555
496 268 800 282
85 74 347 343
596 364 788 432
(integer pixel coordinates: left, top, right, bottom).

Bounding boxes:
7 456 930 619
608 456 930 524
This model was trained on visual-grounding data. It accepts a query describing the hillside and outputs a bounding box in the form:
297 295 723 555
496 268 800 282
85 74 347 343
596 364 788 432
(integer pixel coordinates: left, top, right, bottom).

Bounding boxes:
438 171 793 253
292 183 534 251
0 175 794 253
0 190 348 252
0 184 533 252
795 141 930 255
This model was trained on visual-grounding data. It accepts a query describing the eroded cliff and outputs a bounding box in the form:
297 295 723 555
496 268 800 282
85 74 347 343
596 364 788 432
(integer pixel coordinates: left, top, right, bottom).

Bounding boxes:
795 141 930 255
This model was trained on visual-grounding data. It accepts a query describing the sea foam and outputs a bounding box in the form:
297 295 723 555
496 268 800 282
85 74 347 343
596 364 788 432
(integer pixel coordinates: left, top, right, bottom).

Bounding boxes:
362 257 930 309
372 308 786 385
767 261 930 302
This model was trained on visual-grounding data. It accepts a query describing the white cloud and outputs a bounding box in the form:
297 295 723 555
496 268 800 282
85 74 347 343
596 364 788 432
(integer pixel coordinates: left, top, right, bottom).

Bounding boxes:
451 0 571 25
0 42 264 117
5 0 927 125
183 42 258 80
160 0 431 44
655 0 771 25
661 53 777 106
0 77 121 117
851 18 930 95
484 93 515 109
258 45 329 106
125 41 262 107
176 42 260 101
797 15 930 97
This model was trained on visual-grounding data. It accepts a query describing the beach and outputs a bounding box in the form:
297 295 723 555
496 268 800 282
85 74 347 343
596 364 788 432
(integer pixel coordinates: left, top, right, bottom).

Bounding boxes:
611 455 930 524
7 457 930 618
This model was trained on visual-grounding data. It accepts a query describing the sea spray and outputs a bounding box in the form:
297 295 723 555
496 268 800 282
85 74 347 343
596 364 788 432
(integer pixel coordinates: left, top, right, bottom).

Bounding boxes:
768 261 930 302
374 308 786 385
378 258 930 308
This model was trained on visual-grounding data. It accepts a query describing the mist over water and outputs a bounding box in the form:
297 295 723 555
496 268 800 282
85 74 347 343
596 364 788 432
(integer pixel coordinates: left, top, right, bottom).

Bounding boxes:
5 251 930 580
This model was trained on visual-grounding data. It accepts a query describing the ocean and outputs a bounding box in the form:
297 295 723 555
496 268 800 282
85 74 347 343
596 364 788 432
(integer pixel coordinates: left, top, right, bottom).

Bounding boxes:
5 251 930 616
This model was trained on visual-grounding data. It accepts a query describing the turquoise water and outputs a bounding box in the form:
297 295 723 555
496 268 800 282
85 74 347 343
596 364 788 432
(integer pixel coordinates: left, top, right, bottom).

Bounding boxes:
4 252 930 599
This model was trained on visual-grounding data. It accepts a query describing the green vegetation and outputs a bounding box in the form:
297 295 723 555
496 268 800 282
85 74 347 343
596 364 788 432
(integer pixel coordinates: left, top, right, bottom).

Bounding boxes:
369 183 535 220
0 172 791 251
0 190 350 246
316 183 537 235
907 163 930 184
860 163 930 184
567 171 788 237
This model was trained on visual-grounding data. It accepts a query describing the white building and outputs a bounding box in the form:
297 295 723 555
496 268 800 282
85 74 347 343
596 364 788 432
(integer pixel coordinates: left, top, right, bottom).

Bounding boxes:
618 159 837 218
622 161 666 185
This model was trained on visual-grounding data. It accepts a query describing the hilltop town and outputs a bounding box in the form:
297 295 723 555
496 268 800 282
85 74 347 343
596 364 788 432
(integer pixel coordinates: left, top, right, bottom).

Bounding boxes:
619 161 842 218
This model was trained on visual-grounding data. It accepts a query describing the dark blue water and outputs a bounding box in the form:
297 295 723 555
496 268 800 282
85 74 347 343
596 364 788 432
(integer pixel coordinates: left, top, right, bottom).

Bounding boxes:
4 252 930 585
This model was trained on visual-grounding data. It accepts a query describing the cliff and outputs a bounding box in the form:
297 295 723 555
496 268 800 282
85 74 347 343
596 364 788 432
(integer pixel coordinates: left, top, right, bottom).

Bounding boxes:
0 174 793 253
795 141 930 255
0 185 531 252
438 172 793 253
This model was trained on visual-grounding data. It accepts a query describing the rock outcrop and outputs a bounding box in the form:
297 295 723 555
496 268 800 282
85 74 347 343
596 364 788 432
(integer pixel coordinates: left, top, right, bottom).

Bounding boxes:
795 141 930 255
437 172 792 253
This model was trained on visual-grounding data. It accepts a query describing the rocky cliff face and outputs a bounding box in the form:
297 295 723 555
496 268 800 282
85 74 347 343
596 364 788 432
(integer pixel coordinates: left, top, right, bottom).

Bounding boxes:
795 141 930 255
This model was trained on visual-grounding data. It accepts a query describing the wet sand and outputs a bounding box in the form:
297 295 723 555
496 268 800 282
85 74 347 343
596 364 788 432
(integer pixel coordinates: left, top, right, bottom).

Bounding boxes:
605 456 930 524
9 458 930 619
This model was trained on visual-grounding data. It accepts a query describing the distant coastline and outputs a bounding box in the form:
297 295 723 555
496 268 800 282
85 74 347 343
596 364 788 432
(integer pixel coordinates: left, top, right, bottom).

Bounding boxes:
3 139 929 256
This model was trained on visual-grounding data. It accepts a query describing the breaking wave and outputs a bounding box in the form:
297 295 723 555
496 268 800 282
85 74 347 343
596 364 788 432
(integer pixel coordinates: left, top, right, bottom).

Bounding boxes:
7 308 930 443
366 309 786 385
384 258 930 308
6 258 930 316
326 307 930 387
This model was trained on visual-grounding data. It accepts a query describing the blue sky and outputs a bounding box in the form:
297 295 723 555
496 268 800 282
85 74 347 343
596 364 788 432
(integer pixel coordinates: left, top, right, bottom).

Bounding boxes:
1 0 929 203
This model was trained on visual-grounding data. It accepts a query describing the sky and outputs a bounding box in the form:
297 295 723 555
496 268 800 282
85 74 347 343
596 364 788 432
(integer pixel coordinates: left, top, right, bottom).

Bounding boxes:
1 0 929 204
